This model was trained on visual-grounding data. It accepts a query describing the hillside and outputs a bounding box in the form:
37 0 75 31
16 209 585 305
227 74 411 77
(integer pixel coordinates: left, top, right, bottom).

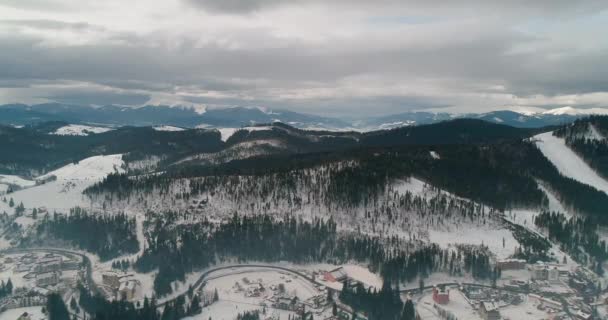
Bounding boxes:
2 117 608 320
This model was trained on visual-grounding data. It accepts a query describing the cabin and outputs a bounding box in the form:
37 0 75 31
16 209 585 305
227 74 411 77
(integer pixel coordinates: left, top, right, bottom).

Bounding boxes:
479 301 500 320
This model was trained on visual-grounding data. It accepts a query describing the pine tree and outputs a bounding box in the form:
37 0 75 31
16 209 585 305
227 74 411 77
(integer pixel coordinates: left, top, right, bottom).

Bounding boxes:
47 293 70 320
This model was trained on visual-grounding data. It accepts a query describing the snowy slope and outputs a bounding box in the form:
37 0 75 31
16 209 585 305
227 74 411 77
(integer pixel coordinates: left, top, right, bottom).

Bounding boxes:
0 154 125 213
52 124 112 136
153 125 185 132
535 132 608 195
216 126 274 142
0 174 36 188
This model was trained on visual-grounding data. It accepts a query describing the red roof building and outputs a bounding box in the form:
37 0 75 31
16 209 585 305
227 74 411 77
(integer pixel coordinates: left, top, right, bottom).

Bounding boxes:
432 286 449 305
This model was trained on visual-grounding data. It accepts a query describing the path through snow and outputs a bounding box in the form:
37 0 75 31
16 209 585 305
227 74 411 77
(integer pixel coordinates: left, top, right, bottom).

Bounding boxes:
534 132 608 195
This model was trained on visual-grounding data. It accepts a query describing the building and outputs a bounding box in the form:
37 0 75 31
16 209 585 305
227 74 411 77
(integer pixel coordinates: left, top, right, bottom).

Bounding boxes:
276 296 299 310
529 294 562 310
531 264 549 281
35 257 62 273
324 267 347 282
548 267 560 283
118 280 140 301
432 286 449 305
496 259 526 270
479 301 500 320
36 271 60 287
102 271 134 290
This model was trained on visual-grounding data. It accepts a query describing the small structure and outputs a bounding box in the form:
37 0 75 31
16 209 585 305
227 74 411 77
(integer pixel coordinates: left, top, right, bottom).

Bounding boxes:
118 280 140 301
36 271 60 287
324 267 347 282
102 271 134 290
479 301 500 320
432 286 449 305
276 296 299 310
496 259 526 270
35 257 62 273
530 263 549 281
548 267 560 283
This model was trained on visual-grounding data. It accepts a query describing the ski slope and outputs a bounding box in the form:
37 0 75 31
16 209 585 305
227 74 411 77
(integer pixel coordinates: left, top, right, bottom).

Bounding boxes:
53 124 112 136
0 154 125 213
535 132 608 195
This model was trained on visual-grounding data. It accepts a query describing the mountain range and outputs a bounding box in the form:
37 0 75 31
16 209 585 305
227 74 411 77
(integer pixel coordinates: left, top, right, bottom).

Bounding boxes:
1 103 606 130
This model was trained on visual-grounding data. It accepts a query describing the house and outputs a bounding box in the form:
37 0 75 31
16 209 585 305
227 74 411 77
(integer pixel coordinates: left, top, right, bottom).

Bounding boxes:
530 264 549 281
479 301 500 320
118 280 140 301
324 267 347 282
61 259 80 271
102 271 134 290
276 296 298 310
35 257 62 273
432 287 449 305
36 271 60 287
496 259 526 270
548 267 560 283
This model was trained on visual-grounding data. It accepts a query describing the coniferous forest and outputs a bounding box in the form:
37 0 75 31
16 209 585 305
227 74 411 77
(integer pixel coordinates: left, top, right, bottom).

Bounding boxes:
35 207 139 261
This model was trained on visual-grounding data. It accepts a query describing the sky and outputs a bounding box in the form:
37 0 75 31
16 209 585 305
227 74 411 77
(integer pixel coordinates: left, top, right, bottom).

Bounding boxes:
0 0 608 116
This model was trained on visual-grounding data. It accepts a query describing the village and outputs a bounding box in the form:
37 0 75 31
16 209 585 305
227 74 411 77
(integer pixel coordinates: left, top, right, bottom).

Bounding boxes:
414 258 605 320
0 250 607 320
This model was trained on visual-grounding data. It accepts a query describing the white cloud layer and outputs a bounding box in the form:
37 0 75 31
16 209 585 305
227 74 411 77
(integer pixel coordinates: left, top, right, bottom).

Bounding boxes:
0 0 607 115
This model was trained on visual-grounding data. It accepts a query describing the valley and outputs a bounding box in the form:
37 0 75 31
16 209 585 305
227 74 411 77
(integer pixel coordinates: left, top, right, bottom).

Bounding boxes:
0 117 608 320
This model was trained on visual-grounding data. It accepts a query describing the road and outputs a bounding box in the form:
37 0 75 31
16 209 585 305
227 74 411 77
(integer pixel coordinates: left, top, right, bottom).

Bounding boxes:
158 264 323 307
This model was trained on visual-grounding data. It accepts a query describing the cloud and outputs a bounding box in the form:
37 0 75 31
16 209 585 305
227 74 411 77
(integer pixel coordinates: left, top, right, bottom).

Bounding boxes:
183 0 608 16
0 0 607 115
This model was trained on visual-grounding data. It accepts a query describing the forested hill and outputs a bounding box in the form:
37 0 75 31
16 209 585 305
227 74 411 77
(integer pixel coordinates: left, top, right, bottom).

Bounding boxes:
0 119 539 176
361 119 539 147
553 116 608 179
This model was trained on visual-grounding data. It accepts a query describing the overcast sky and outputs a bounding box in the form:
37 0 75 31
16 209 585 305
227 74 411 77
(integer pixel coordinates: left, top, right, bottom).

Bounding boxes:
1 0 607 116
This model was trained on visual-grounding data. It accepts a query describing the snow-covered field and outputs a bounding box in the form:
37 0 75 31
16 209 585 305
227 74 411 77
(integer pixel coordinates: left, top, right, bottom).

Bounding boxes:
0 306 46 320
153 125 185 132
216 126 274 142
52 124 112 136
535 132 608 195
0 154 124 214
417 288 481 320
0 175 36 188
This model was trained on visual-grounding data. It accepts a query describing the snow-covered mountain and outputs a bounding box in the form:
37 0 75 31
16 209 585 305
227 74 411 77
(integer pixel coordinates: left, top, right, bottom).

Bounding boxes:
2 103 607 131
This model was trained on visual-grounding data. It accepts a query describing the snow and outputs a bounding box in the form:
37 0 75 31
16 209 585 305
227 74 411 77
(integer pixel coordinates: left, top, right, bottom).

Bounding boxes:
535 132 608 195
541 106 608 116
428 226 517 260
52 124 112 136
393 177 429 196
217 128 239 142
1 154 124 212
0 306 46 320
500 295 554 320
38 154 124 181
183 300 294 320
417 288 481 320
0 175 36 188
153 125 185 132
589 124 606 140
429 151 440 160
493 117 504 123
217 126 274 142
342 265 383 289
